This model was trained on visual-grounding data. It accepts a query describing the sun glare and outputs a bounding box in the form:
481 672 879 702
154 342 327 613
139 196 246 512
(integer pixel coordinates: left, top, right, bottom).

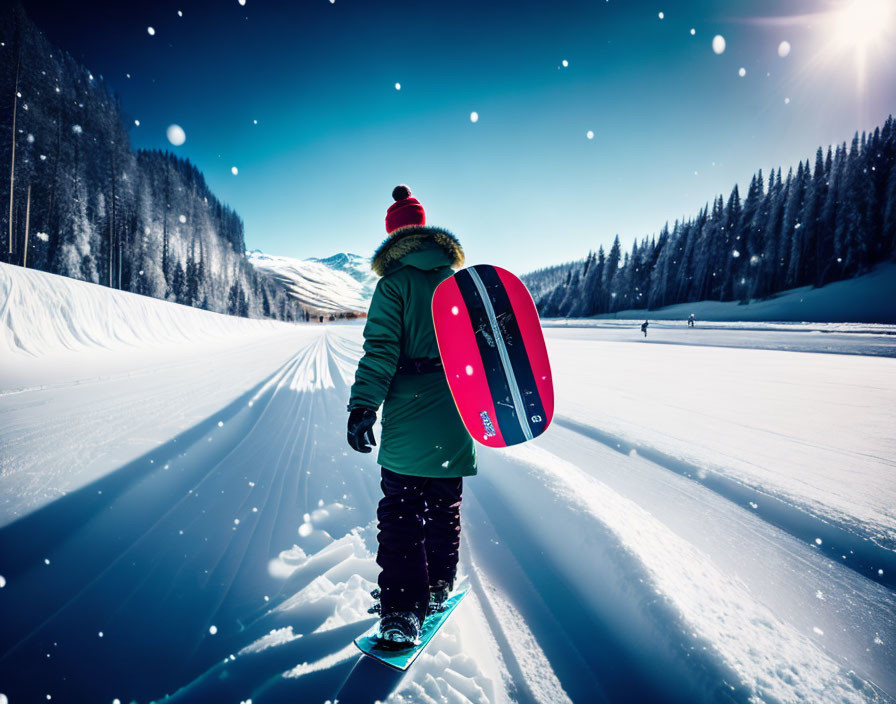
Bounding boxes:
832 0 893 49
826 0 894 93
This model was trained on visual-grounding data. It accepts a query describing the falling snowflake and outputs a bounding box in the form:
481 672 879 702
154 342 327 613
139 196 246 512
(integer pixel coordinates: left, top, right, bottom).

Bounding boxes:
178 215 187 223
167 124 186 145
239 0 246 5
394 82 401 90
0 574 5 588
562 59 569 67
712 35 726 54
71 124 82 135
147 27 156 36
784 97 790 104
26 134 34 143
690 28 696 35
134 119 140 126
738 67 746 77
177 10 183 17
209 625 218 635
470 111 479 123
253 119 258 124
658 11 664 19
778 40 791 58
732 249 740 258
231 166 239 175
586 130 595 139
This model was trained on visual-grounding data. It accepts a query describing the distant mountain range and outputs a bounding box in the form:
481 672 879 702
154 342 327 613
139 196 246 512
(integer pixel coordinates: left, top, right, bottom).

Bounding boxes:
247 250 377 314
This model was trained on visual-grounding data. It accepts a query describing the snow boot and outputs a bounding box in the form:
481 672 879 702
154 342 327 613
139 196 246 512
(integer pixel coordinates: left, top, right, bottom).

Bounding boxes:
367 587 382 614
428 580 453 613
376 611 421 650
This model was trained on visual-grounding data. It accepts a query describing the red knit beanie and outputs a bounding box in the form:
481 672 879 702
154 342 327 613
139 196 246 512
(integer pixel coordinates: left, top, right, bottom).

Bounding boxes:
385 185 426 233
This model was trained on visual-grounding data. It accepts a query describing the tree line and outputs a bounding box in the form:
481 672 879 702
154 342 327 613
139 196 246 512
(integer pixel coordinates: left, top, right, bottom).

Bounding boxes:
1 4 305 321
526 115 896 317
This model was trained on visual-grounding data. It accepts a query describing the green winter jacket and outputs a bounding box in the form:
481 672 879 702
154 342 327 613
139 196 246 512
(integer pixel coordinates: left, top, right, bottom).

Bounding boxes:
349 225 477 478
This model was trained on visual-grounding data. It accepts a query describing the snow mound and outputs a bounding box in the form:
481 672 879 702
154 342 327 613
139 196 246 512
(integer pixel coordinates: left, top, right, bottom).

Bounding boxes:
248 250 375 313
0 262 289 359
197 530 506 703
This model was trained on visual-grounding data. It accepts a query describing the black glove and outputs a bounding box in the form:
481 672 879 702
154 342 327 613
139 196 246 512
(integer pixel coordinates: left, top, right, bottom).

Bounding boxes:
347 407 377 453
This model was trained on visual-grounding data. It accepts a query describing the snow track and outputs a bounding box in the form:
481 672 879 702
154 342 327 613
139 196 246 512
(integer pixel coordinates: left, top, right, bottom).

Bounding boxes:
1 273 895 703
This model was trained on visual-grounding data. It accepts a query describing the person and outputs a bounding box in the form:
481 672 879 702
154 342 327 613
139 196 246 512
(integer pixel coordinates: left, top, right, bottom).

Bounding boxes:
688 313 695 328
641 320 649 337
347 185 476 647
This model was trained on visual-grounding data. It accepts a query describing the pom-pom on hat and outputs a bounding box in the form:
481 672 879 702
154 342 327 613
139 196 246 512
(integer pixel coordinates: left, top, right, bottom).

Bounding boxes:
385 184 426 233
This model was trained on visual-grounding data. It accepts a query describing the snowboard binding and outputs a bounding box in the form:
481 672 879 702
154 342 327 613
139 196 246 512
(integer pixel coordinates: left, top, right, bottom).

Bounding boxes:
375 611 420 650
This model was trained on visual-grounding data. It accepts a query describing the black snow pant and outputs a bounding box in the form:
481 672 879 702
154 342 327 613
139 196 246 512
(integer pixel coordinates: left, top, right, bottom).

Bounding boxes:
376 467 463 624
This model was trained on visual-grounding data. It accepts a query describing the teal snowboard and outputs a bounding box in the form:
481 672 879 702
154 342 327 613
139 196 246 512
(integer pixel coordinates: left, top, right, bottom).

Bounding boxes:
354 580 470 671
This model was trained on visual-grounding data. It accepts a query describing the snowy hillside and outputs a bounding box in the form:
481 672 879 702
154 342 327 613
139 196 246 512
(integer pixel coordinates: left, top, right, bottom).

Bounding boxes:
1 265 894 704
586 263 896 324
309 253 378 292
248 250 376 314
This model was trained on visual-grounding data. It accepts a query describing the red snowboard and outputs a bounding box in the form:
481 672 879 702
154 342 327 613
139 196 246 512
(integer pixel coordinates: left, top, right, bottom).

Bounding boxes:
432 264 554 448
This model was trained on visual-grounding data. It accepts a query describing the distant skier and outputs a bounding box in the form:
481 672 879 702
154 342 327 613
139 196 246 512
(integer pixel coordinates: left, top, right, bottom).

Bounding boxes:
347 185 475 648
688 313 695 327
641 320 649 337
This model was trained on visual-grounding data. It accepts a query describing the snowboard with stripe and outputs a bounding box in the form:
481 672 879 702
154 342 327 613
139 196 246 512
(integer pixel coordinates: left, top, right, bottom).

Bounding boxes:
432 264 554 447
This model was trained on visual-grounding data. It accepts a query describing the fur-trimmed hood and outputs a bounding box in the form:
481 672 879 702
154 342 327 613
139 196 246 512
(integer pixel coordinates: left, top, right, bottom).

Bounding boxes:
371 225 465 277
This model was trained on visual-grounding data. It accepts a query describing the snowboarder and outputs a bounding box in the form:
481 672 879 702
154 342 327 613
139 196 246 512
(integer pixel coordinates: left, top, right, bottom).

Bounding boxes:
641 320 649 337
688 313 695 327
347 185 476 648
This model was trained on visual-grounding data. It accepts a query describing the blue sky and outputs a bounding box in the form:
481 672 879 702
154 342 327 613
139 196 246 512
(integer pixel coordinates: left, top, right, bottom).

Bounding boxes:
23 0 896 273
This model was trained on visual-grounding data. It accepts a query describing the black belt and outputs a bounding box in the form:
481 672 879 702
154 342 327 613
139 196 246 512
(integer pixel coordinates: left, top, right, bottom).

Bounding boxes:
396 357 443 375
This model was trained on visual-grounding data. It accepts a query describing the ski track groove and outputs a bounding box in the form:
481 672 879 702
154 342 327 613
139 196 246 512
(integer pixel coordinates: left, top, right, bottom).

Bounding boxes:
551 414 896 590
0 344 313 660
460 533 548 704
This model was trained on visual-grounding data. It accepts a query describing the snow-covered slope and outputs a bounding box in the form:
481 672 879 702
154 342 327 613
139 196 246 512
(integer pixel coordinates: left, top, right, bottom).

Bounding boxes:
590 262 896 323
0 262 290 359
248 250 375 314
1 265 894 704
308 252 377 291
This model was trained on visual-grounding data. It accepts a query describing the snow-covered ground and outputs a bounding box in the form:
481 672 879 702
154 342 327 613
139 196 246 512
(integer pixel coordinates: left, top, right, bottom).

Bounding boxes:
586 263 896 324
247 250 375 314
1 265 894 704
